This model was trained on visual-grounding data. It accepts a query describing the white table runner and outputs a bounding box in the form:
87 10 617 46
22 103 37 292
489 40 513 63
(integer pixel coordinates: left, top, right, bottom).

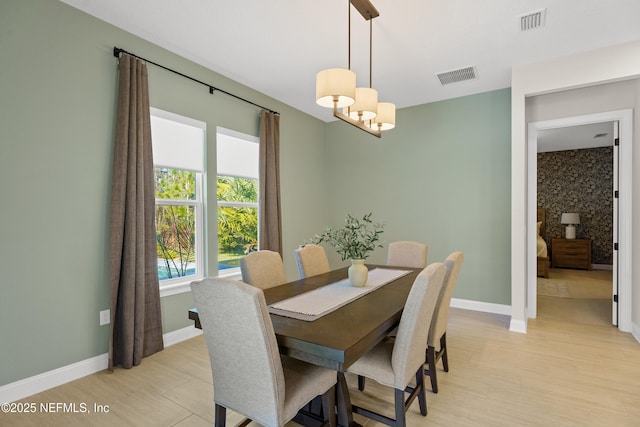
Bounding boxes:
268 268 412 321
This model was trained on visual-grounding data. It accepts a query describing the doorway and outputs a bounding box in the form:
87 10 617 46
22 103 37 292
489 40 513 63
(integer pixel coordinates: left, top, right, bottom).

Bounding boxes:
526 109 633 333
535 122 615 326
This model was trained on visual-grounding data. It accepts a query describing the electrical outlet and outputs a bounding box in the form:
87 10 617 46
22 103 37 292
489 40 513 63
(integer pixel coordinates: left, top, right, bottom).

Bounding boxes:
100 309 110 326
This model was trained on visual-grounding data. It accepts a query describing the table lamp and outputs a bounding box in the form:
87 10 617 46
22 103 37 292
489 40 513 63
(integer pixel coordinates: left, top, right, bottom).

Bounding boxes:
561 213 580 239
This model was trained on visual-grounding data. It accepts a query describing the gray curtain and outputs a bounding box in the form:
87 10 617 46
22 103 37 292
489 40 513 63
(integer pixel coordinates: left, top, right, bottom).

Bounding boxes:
109 54 164 370
259 110 282 255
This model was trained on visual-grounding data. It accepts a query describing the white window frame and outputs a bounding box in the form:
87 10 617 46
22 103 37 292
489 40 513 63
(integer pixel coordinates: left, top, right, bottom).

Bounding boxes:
151 107 206 297
216 127 259 278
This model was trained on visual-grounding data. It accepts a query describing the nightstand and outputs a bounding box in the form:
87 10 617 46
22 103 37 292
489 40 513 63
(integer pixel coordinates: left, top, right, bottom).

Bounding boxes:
551 238 592 270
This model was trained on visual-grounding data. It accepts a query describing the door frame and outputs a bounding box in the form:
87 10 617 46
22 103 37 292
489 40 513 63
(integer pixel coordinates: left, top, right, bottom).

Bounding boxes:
526 109 632 332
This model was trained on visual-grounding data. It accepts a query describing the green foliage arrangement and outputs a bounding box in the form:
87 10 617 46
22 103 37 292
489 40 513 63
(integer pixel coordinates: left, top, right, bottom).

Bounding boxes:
308 213 384 261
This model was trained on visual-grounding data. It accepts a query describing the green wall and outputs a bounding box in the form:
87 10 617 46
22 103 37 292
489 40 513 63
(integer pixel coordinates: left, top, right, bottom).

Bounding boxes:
324 89 512 305
0 0 327 386
0 0 512 388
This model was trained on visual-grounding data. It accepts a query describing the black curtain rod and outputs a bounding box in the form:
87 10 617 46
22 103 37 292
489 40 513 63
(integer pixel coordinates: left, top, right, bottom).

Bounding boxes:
113 47 279 115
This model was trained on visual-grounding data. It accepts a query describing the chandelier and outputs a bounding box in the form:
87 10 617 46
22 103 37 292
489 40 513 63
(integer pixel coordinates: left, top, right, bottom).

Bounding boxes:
315 0 396 138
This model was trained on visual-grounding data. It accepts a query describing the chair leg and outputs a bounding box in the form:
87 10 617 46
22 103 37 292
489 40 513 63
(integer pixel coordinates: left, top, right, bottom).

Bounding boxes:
415 366 427 416
214 404 226 427
354 369 426 427
358 375 366 391
426 345 438 393
394 388 406 427
440 333 449 372
321 386 336 427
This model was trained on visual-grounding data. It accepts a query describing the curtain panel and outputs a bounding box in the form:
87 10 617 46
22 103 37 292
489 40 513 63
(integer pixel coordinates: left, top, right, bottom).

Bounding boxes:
109 54 164 370
259 111 283 256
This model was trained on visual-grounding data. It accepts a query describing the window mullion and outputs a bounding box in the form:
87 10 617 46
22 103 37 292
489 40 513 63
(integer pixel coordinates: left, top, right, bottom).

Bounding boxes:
156 199 199 207
217 201 259 208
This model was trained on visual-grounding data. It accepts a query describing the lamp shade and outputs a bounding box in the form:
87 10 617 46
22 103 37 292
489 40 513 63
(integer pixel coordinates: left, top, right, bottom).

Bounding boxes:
369 102 396 130
344 87 378 121
561 213 580 225
316 68 356 108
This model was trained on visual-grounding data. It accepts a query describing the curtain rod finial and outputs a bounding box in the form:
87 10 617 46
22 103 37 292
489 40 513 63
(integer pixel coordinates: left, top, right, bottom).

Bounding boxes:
113 47 123 58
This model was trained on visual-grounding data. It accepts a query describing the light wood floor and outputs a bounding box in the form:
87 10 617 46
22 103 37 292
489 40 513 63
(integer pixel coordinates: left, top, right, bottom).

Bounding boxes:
4 289 640 426
537 268 614 327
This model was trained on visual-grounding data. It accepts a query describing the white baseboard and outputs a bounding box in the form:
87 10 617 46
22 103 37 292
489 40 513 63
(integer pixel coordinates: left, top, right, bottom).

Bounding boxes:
0 353 109 405
592 264 613 271
163 324 202 347
632 321 640 344
451 298 526 333
0 325 202 404
450 298 512 316
509 319 528 334
451 298 527 334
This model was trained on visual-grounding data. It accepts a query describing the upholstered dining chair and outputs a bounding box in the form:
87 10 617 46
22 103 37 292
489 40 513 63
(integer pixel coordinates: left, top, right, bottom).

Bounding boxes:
191 278 337 427
425 251 464 393
240 250 287 290
347 263 446 427
387 241 428 269
294 244 331 279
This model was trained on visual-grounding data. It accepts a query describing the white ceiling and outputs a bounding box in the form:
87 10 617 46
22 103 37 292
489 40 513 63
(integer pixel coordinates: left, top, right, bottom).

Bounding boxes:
61 0 640 125
537 122 614 153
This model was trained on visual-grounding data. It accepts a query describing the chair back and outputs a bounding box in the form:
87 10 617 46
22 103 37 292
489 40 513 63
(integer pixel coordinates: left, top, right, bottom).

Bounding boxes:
190 278 285 427
428 252 464 347
294 244 331 278
240 250 287 290
387 241 428 268
391 262 446 389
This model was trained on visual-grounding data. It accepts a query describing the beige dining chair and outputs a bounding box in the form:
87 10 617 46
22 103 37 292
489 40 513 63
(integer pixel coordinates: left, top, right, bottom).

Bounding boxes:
191 277 336 427
426 251 464 393
347 262 446 427
294 244 331 279
240 250 287 290
387 241 428 268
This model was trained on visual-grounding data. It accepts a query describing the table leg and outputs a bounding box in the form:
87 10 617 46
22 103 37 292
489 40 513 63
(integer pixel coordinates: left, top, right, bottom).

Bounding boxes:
336 372 361 427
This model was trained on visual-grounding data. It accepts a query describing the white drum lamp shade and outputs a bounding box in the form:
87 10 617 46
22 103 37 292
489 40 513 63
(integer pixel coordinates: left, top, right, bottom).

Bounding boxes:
561 213 580 239
316 68 357 108
344 87 378 121
369 102 396 130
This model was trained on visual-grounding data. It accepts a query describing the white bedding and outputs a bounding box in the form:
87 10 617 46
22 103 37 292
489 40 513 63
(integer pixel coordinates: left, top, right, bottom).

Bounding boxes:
536 221 547 257
537 235 548 257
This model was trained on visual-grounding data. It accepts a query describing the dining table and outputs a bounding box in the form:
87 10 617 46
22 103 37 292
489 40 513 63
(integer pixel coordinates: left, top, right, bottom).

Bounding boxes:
188 264 421 427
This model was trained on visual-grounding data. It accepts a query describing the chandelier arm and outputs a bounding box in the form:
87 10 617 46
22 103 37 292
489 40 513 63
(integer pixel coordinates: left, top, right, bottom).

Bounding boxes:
332 101 381 138
350 0 379 20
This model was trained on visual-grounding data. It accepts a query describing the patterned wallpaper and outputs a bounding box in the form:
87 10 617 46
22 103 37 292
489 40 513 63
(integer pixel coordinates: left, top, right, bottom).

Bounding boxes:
537 147 613 265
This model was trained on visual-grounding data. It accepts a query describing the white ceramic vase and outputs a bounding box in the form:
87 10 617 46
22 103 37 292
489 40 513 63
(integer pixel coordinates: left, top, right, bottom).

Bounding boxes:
348 259 368 287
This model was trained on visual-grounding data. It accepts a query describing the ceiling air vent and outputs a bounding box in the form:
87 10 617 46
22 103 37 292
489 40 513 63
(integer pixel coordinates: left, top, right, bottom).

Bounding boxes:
520 8 546 31
436 66 477 86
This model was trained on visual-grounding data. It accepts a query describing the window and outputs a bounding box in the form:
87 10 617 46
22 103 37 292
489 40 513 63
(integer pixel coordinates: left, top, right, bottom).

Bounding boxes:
151 108 205 292
216 128 259 274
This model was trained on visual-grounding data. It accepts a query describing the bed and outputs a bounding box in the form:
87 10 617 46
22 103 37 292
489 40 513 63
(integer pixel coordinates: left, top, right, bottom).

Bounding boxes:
537 208 549 278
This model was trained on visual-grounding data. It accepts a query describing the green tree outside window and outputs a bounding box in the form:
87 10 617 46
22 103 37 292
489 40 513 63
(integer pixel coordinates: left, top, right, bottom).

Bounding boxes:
155 168 197 279
217 176 258 262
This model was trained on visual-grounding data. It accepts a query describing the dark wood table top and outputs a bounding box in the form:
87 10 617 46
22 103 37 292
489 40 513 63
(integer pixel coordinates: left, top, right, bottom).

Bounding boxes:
189 264 420 372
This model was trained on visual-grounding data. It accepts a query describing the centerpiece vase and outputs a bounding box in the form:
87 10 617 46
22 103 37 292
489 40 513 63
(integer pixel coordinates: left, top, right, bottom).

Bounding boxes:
348 259 368 287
